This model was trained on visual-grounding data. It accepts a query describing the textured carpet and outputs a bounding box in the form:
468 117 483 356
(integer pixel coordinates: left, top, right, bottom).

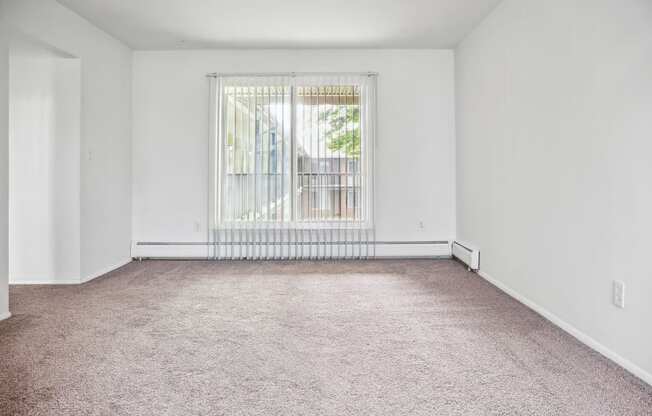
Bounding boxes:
1 260 651 415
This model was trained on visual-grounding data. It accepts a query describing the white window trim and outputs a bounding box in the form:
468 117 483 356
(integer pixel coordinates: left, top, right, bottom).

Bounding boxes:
208 73 377 232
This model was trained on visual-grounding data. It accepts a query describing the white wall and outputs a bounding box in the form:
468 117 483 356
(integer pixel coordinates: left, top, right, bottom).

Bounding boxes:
456 0 652 383
0 29 9 319
8 37 81 283
132 50 456 258
0 0 132 281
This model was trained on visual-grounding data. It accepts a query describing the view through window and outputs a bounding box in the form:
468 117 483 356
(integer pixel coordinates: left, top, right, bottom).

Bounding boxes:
218 77 371 227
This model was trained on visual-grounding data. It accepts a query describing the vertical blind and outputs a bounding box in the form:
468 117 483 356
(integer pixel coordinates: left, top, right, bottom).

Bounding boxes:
208 73 376 260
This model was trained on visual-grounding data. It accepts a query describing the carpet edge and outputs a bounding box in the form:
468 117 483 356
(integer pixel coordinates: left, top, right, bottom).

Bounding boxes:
477 269 652 388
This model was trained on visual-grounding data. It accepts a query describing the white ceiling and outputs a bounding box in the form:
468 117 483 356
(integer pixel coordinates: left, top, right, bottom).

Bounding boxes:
56 0 502 50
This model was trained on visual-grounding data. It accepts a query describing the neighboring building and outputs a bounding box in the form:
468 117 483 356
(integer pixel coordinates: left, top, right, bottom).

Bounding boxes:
224 87 361 223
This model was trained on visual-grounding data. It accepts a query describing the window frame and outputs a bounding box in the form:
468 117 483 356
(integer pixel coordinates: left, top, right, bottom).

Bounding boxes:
212 74 375 231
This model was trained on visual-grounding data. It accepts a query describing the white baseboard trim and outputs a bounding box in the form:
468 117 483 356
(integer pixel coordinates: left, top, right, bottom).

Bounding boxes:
0 311 11 321
10 259 132 285
81 258 132 283
477 270 652 387
10 277 83 285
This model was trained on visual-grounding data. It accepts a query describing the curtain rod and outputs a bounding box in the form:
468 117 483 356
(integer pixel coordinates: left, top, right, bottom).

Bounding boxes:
206 71 379 78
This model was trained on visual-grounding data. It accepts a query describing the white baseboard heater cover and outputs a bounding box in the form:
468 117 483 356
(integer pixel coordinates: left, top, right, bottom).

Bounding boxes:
452 241 480 270
132 240 452 260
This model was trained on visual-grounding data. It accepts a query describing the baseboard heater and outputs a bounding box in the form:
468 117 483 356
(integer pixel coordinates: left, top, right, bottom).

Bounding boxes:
132 240 452 260
452 241 480 271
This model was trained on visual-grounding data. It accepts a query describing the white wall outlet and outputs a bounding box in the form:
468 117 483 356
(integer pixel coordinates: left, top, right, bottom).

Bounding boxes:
193 221 201 233
418 221 425 230
613 280 625 309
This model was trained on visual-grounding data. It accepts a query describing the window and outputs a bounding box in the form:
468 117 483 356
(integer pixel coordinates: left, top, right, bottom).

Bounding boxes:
208 73 376 259
221 84 291 222
296 84 363 222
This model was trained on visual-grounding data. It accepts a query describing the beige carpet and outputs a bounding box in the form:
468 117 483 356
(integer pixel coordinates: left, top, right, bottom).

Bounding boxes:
1 260 650 415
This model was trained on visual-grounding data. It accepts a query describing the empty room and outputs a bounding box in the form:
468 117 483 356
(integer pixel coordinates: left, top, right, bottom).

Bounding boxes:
1 0 651 414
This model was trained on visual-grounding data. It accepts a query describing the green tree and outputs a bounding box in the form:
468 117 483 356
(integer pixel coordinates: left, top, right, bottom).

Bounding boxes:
322 106 360 158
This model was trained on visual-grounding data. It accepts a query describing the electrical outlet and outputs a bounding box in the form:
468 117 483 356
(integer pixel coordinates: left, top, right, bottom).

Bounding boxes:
613 280 625 309
193 221 202 233
418 221 425 230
